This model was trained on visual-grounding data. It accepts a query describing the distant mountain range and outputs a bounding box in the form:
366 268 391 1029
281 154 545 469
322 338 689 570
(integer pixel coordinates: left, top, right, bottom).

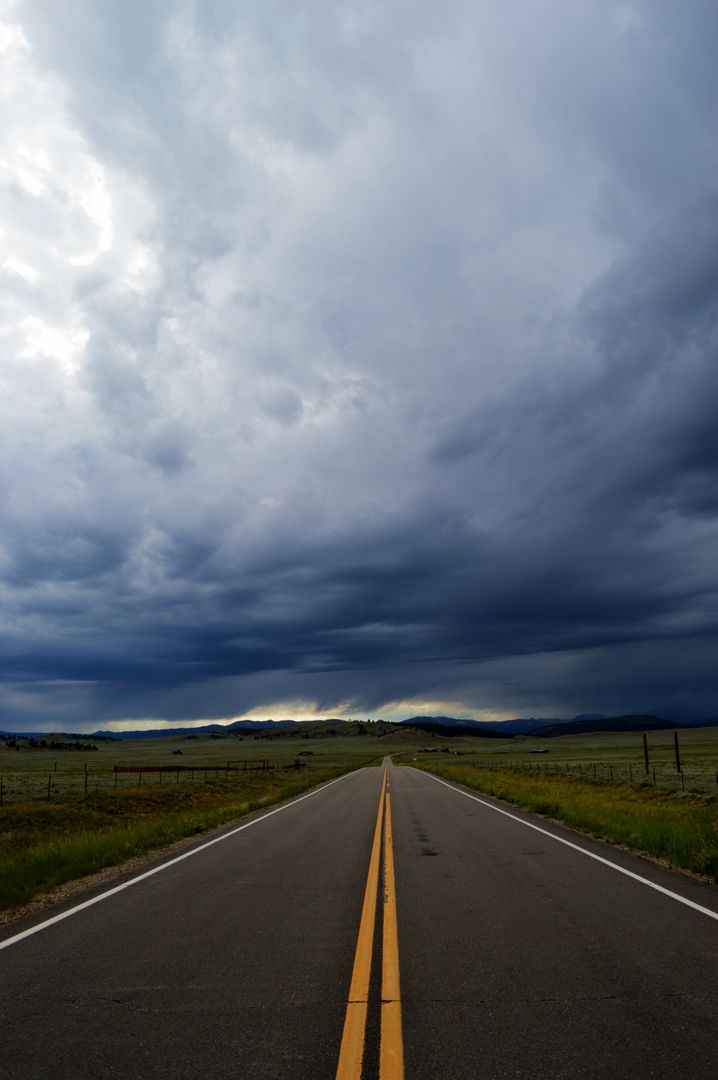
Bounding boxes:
2 713 718 742
533 714 674 737
0 719 341 741
90 719 303 740
85 719 337 740
400 713 718 737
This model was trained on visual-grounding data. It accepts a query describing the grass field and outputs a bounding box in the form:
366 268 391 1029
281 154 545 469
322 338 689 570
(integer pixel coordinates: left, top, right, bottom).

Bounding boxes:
5 722 718 801
3 721 717 914
0 721 414 803
397 725 718 795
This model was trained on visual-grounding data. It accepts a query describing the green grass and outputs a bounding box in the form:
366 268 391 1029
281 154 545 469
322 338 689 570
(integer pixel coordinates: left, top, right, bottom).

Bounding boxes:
0 722 419 802
411 762 718 881
4 722 718 796
0 766 352 913
399 725 718 795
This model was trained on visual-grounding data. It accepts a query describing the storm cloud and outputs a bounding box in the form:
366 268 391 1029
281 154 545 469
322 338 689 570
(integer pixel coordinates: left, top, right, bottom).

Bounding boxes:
2 1 718 730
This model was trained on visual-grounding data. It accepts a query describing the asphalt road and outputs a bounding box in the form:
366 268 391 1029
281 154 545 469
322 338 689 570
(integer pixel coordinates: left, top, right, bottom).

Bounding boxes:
1 761 717 1079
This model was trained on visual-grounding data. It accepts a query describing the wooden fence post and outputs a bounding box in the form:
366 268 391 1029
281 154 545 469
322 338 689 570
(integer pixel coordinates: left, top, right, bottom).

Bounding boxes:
673 731 681 773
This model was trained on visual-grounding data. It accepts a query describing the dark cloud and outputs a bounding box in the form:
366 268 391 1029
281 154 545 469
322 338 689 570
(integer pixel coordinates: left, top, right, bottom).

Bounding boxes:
2 2 718 729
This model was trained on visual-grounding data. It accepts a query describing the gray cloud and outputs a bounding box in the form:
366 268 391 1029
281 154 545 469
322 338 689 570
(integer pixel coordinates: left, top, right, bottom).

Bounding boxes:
2 1 718 729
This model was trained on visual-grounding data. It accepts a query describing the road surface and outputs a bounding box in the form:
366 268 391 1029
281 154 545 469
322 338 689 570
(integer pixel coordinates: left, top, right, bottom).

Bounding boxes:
1 761 717 1078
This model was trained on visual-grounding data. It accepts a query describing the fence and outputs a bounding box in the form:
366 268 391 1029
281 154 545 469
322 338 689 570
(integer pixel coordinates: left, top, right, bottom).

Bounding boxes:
473 756 718 795
0 758 307 806
113 759 272 785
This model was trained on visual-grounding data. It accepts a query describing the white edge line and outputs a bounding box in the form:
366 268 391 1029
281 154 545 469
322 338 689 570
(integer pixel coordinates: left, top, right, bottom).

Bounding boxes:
0 769 363 952
419 769 718 923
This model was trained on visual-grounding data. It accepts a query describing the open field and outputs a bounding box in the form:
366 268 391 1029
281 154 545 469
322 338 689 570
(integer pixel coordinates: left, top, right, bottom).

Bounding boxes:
4 722 718 802
0 721 416 803
397 724 718 795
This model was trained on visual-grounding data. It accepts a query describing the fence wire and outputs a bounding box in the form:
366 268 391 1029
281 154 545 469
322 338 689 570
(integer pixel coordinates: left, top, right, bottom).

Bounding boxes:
468 757 718 795
0 758 308 805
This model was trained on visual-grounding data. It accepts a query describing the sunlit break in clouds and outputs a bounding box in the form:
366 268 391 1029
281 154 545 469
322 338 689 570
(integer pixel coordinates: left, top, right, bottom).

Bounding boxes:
2 1 718 732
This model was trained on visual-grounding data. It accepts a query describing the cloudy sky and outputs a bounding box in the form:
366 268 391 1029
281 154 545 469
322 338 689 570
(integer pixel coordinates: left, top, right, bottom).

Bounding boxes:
2 1 718 731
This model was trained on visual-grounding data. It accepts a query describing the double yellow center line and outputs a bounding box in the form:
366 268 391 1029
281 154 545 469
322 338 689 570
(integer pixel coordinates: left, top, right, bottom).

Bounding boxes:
336 769 404 1080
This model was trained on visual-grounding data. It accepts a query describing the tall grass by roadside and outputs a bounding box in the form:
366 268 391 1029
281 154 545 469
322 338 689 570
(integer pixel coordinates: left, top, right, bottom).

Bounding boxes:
0 767 352 914
413 763 718 881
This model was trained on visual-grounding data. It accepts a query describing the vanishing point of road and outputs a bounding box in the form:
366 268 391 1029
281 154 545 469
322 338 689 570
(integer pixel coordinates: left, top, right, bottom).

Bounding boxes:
1 759 717 1079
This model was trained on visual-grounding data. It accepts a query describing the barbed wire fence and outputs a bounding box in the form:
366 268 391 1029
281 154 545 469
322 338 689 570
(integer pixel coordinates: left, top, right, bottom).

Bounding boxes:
0 757 313 806
465 756 718 795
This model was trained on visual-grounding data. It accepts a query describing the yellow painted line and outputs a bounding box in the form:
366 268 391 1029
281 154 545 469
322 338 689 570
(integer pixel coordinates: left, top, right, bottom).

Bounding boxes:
380 789 404 1080
335 770 387 1080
